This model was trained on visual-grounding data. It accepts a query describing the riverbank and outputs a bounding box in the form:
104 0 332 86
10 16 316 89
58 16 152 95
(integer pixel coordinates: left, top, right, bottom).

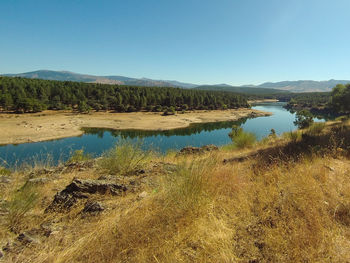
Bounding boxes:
0 109 271 145
248 99 279 104
1 119 350 262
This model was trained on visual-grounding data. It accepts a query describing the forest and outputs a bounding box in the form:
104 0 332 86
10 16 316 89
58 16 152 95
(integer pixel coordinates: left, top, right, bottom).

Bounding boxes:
0 77 249 113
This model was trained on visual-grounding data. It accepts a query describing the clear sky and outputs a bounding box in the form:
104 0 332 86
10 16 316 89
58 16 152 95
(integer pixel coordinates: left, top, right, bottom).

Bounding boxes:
1 0 349 85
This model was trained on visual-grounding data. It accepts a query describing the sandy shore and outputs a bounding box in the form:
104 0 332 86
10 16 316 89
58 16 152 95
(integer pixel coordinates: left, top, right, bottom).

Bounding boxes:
248 99 279 104
0 109 271 145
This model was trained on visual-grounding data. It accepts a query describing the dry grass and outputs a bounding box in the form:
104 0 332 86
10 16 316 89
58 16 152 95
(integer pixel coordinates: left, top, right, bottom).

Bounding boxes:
1 121 350 262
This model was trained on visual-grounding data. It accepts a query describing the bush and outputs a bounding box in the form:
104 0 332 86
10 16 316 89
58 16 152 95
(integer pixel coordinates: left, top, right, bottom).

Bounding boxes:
98 140 151 176
335 115 349 122
163 106 176 116
283 130 302 142
269 128 277 139
294 110 314 129
228 125 256 149
77 101 91 113
127 105 137 112
7 182 39 233
68 149 92 163
306 122 326 136
164 158 214 212
0 167 11 176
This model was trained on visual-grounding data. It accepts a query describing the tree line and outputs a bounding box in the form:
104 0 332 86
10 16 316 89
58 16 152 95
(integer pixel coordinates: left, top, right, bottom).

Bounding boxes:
0 77 249 113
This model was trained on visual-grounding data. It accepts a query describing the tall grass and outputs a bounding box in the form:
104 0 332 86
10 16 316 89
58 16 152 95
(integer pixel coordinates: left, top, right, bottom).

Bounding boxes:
6 182 39 233
98 139 152 176
283 130 302 142
29 154 350 263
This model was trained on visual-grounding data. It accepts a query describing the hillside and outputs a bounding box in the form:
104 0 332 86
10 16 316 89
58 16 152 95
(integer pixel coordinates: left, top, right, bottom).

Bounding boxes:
3 70 197 88
1 119 350 262
194 84 289 94
259 79 350 92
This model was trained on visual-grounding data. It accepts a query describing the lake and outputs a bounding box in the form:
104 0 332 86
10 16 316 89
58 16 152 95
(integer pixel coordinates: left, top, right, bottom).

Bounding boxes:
0 102 323 167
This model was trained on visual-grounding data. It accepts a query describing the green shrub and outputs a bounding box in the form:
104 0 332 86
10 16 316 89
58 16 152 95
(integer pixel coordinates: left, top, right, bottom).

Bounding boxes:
294 110 314 129
68 149 92 163
228 126 256 149
269 128 277 138
163 106 176 116
98 140 151 176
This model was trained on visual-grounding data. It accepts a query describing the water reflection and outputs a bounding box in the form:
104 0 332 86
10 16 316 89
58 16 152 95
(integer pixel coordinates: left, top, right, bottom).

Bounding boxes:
82 117 248 139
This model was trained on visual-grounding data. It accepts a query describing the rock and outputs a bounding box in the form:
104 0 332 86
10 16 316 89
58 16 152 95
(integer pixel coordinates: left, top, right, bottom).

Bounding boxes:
0 176 12 184
16 232 39 245
62 179 127 195
324 165 335 172
28 177 49 184
0 200 9 215
97 175 114 181
177 144 219 155
28 168 55 178
163 163 178 173
138 191 148 199
64 160 95 171
82 201 105 214
46 179 127 212
2 232 40 254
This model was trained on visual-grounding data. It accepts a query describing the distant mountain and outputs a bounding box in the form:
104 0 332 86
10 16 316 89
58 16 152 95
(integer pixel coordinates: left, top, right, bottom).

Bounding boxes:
3 70 197 88
193 85 289 94
2 70 349 93
258 80 350 92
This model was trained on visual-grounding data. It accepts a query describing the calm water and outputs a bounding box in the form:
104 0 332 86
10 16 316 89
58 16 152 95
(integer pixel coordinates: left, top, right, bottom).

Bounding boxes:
0 103 324 167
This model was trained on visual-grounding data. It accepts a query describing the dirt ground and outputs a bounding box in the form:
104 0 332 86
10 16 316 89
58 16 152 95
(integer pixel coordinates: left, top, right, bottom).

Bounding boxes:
0 109 271 145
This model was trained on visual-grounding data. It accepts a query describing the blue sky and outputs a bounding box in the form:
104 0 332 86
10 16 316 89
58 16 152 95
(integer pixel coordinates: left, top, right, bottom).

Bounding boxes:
0 0 349 85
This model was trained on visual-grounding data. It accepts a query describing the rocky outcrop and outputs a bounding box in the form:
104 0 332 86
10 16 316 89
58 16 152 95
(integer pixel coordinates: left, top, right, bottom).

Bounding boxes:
82 201 105 214
177 144 219 155
46 179 127 212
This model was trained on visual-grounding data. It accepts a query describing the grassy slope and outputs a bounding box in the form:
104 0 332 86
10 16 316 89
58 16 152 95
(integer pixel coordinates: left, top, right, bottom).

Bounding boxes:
1 120 350 262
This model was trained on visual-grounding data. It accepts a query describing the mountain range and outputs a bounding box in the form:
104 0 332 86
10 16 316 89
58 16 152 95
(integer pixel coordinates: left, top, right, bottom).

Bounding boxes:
2 70 349 93
3 70 197 89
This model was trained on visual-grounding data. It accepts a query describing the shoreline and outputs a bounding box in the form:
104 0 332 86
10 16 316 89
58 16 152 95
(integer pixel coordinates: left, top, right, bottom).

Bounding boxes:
247 99 279 104
0 109 272 145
